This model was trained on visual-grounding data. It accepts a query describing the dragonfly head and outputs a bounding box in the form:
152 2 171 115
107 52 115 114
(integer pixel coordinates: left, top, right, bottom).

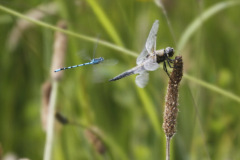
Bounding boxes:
165 47 174 57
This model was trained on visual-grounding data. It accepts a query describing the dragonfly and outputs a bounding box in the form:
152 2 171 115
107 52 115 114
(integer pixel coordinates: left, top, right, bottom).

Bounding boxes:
109 20 175 88
54 42 104 72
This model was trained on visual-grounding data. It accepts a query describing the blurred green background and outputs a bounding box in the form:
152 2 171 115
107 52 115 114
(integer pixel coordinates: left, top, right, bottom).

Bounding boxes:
0 0 240 159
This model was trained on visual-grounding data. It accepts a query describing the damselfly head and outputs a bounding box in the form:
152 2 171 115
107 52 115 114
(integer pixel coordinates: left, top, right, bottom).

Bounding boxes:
165 47 174 57
99 57 104 61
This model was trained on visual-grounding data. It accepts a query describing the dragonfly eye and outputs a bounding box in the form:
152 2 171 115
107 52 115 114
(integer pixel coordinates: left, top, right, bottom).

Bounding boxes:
165 47 174 57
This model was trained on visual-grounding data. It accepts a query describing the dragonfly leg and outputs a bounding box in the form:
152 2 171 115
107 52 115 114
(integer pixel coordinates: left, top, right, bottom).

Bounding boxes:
164 61 175 82
167 57 183 69
165 56 174 68
163 61 171 78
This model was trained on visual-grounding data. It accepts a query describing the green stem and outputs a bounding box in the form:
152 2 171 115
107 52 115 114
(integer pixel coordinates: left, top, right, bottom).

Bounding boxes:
184 74 240 103
0 5 137 57
86 0 124 46
137 88 162 136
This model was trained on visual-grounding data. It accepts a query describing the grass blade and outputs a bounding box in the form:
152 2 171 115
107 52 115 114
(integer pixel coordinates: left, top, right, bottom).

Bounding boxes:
86 0 124 47
177 1 240 52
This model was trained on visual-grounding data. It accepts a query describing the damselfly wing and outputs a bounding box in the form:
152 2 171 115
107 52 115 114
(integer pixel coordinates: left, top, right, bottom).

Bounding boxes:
54 40 104 72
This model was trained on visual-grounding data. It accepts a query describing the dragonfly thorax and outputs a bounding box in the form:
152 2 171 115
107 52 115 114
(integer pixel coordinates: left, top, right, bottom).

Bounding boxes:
156 47 174 63
164 47 174 58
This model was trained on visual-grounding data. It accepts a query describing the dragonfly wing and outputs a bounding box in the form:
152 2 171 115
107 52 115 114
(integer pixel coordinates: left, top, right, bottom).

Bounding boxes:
145 20 159 55
136 47 148 65
136 20 159 65
135 71 149 88
143 56 159 71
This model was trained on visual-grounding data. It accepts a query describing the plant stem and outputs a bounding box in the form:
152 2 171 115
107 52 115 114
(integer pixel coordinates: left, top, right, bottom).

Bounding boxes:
177 1 240 52
43 82 59 160
184 74 240 103
166 137 170 160
0 4 137 57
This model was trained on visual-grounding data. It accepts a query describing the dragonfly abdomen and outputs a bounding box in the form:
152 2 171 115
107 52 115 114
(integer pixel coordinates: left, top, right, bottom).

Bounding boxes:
109 69 135 81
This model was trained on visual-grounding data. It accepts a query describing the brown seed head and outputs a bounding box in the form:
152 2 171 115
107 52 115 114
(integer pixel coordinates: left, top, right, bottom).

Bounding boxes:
84 127 106 155
163 56 183 138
